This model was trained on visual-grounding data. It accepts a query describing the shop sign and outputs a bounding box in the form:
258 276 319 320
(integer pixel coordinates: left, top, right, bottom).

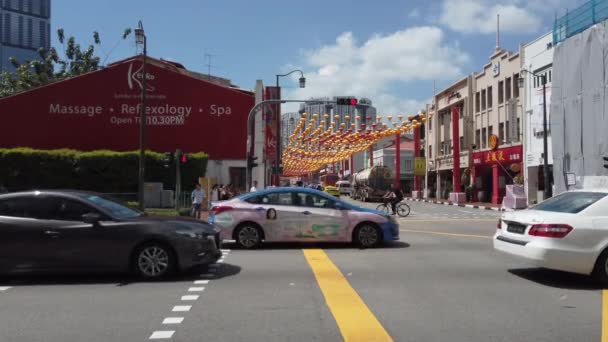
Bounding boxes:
473 146 523 166
414 157 426 176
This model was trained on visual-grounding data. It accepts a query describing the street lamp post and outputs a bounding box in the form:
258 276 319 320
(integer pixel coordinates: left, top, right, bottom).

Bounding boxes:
135 21 147 211
519 70 552 200
275 70 305 185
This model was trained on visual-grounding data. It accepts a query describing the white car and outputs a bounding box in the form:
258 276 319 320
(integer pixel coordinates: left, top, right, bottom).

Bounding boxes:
494 189 608 284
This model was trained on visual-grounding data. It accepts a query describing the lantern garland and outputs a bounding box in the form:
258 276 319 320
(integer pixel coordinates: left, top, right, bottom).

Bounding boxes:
282 111 434 176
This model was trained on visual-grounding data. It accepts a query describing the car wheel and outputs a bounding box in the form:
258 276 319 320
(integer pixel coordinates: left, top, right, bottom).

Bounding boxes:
593 249 608 287
354 223 381 248
133 243 175 279
235 224 262 249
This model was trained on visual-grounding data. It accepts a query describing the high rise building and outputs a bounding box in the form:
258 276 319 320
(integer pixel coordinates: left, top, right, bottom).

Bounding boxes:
0 0 51 71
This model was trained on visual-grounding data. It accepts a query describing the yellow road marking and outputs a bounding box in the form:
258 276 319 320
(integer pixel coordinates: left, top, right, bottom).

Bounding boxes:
400 218 497 222
400 229 492 239
603 290 608 342
303 249 393 342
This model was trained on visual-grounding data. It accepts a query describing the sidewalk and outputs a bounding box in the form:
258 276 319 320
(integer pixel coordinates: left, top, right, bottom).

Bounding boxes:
404 197 508 212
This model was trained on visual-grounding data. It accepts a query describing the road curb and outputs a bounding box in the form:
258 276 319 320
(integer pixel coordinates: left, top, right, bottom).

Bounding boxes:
403 197 507 212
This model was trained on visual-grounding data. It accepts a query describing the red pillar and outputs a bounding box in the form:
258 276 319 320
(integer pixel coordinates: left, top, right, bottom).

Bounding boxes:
341 160 345 177
369 145 374 167
452 106 461 193
492 164 500 205
413 127 421 192
395 134 401 189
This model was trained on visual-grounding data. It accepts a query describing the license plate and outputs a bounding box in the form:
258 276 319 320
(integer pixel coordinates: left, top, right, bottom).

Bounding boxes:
507 223 526 234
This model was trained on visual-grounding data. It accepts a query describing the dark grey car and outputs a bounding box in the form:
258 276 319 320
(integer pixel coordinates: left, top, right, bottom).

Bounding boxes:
0 190 222 279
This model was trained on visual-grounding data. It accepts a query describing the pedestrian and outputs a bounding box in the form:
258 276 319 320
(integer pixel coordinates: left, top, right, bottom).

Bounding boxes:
250 180 258 192
211 184 220 202
219 185 228 200
191 183 206 219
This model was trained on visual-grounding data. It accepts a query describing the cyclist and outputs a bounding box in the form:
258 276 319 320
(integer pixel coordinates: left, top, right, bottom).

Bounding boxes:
382 184 404 215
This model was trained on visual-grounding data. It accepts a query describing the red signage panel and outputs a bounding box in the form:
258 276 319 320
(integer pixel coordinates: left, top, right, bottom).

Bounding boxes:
472 145 523 166
0 57 254 159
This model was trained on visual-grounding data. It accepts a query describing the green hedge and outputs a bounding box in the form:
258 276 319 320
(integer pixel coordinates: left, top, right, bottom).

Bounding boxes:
0 148 208 193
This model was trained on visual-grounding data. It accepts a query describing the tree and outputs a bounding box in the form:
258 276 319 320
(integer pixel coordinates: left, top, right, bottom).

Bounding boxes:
0 28 130 98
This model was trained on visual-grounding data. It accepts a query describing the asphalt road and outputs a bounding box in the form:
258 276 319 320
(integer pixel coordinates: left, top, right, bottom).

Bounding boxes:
0 200 602 342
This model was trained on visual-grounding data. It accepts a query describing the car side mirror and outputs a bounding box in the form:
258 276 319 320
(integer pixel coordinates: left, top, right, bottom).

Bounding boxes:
82 213 102 225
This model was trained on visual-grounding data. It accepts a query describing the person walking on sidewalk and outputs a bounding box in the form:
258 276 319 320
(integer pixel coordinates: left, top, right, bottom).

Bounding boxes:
191 183 206 219
250 180 258 193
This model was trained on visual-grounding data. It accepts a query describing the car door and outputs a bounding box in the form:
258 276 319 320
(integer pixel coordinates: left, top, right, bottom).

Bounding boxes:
294 192 349 242
0 195 59 272
246 191 303 241
43 196 118 270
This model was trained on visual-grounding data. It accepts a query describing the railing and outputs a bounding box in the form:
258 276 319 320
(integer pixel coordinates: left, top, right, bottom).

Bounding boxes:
554 0 608 44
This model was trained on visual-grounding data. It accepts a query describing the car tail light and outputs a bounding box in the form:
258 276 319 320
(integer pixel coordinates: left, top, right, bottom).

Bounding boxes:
497 219 502 229
211 206 233 215
528 224 573 238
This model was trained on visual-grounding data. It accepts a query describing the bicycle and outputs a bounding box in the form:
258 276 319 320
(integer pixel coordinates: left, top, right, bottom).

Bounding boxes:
376 199 411 217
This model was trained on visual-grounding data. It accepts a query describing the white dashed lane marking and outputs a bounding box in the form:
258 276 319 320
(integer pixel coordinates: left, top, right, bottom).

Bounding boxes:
147 249 231 340
149 330 175 339
162 317 184 325
172 305 192 312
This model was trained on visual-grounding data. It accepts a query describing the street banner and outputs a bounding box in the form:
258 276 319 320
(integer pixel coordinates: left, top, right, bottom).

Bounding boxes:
414 157 426 176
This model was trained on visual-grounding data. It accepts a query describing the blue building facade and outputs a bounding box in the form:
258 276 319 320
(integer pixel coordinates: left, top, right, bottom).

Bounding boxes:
0 0 51 71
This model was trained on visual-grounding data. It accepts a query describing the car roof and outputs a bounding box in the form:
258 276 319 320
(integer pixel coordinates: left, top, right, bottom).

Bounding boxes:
0 189 100 199
239 187 330 200
559 189 608 194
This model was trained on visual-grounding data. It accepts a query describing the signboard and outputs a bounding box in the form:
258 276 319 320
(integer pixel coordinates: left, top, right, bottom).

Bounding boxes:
264 87 280 164
566 173 576 186
507 99 518 142
472 146 523 166
0 56 254 159
489 134 499 150
414 157 426 176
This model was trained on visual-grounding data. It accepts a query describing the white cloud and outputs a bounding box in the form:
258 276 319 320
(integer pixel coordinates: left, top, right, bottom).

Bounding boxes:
439 0 542 34
282 26 469 115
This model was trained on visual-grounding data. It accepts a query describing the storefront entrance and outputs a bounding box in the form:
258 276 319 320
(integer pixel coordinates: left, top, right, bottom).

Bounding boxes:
472 145 523 205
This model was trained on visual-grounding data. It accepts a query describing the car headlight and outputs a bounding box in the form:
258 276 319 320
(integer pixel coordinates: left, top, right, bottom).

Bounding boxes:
176 230 208 240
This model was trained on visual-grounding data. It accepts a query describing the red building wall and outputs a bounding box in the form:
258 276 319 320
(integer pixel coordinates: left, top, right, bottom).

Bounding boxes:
0 56 254 160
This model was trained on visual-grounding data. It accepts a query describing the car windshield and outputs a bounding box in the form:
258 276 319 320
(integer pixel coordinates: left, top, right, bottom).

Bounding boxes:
74 194 142 219
532 191 607 214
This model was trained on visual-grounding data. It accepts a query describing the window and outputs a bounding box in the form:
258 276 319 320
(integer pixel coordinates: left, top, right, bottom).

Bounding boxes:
548 70 552 83
459 137 464 150
38 19 44 47
499 122 504 142
533 192 607 213
0 196 53 219
73 193 141 219
487 86 493 108
482 128 487 148
4 13 11 44
28 0 33 14
516 118 521 142
498 80 504 104
513 73 520 98
246 192 293 206
505 77 512 101
481 89 486 110
488 125 494 141
475 129 480 149
429 117 432 131
27 17 32 47
405 159 413 171
18 15 22 46
294 192 334 209
505 120 510 142
475 92 480 113
50 198 96 221
429 145 432 159
18 0 23 11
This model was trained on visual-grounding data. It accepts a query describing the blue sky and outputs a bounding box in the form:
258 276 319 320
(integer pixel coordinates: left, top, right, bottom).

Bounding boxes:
52 0 586 114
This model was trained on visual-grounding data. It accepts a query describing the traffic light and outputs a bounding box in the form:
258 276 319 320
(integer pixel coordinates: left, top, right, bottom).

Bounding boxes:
181 153 189 165
247 155 259 169
604 156 608 169
162 152 174 168
336 97 358 106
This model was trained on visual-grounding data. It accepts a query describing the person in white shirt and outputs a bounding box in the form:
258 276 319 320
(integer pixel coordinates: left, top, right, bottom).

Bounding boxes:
250 180 258 193
191 183 206 219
